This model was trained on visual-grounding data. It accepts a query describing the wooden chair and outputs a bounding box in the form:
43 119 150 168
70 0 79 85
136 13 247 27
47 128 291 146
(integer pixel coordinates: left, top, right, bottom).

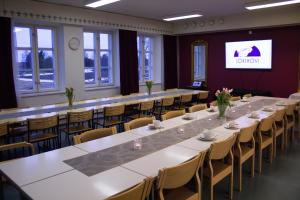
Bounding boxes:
98 105 125 130
128 100 155 120
124 117 154 131
273 108 286 157
204 134 236 200
285 103 296 147
197 91 209 103
230 96 241 101
27 115 59 151
73 127 117 144
0 122 8 145
243 93 252 98
63 109 94 145
234 122 258 191
177 94 193 110
210 101 217 107
154 97 175 119
156 152 206 200
106 177 153 200
256 114 275 174
0 142 35 161
161 109 185 121
188 104 207 113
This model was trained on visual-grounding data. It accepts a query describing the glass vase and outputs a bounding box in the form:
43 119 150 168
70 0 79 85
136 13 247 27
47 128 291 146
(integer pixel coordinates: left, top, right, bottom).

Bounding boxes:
218 103 228 118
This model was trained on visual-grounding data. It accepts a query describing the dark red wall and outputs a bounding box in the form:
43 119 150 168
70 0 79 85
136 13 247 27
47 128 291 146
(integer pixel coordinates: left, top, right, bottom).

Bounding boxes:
179 26 300 98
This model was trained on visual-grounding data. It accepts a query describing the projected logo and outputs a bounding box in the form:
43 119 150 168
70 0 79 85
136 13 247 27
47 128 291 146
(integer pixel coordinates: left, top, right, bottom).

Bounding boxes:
234 46 261 57
234 46 261 64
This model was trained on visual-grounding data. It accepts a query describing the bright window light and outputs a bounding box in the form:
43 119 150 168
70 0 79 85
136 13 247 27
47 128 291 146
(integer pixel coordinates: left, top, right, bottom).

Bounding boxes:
163 14 202 21
246 0 300 10
86 0 120 8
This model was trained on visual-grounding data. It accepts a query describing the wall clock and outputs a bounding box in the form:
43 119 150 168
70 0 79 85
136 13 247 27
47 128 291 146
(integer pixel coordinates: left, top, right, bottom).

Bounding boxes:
68 37 80 50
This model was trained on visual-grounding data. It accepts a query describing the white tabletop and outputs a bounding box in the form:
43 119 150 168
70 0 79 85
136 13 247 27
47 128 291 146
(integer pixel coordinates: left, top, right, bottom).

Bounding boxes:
122 145 199 177
0 146 87 186
21 167 145 200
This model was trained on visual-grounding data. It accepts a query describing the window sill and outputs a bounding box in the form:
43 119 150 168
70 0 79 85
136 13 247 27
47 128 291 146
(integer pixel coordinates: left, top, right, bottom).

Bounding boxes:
139 82 161 86
85 85 119 91
19 90 65 98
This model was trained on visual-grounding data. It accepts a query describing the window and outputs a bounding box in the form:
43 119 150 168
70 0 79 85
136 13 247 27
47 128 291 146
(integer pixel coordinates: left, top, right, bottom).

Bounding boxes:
14 26 57 92
84 32 113 86
137 35 153 83
192 42 207 81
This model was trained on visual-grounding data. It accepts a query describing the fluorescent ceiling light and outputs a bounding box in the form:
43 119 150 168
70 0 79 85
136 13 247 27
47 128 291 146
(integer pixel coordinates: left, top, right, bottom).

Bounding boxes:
246 0 300 10
86 0 120 8
163 14 202 21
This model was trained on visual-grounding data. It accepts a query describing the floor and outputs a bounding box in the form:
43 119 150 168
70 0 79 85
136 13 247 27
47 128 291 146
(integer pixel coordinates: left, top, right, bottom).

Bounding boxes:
2 140 300 200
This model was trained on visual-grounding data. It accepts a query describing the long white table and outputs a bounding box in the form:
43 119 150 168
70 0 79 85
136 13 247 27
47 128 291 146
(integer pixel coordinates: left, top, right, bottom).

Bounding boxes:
1 96 299 200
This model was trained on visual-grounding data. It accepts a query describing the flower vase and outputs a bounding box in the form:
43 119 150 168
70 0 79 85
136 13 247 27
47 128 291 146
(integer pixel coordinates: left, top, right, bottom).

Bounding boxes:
147 88 151 96
68 98 73 108
218 103 228 118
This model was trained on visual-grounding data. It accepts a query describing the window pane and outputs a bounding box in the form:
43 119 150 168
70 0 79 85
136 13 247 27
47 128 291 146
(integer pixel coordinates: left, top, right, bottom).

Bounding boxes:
100 33 109 50
37 29 53 48
144 53 152 80
16 50 34 90
100 51 112 84
38 50 55 89
84 51 96 85
144 37 151 51
138 52 142 81
194 45 206 80
84 32 94 49
15 27 31 48
137 36 140 51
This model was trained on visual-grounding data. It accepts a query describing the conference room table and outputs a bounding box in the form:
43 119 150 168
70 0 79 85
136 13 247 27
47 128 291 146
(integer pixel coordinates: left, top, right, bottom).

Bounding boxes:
0 96 299 200
0 89 204 124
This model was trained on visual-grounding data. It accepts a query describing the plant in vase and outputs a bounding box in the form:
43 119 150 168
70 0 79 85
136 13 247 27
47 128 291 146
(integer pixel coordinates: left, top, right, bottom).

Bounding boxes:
215 88 233 118
145 81 153 96
65 87 74 107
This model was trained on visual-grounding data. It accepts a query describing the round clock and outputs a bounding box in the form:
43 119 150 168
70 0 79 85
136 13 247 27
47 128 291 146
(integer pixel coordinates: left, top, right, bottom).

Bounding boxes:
68 37 80 50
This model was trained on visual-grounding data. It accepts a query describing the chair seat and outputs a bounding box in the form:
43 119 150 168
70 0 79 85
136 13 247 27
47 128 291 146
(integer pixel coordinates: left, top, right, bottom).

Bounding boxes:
30 132 57 143
128 113 153 120
9 126 27 136
63 126 92 135
286 121 294 129
275 126 284 137
204 160 232 184
234 145 254 162
103 119 124 127
163 186 199 200
257 135 273 148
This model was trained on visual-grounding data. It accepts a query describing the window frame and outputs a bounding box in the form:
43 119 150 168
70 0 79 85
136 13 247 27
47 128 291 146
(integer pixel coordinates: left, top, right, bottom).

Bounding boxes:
137 34 154 83
191 40 208 82
83 30 114 88
13 24 59 94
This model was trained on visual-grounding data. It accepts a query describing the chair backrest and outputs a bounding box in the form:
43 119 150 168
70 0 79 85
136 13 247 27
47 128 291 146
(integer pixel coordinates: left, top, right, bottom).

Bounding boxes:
0 142 35 156
180 94 192 103
73 127 117 144
161 109 185 121
285 103 296 116
161 97 174 107
209 134 236 160
157 151 205 190
106 177 153 200
0 122 8 137
104 105 125 117
230 96 241 101
238 122 258 143
210 100 217 107
124 117 154 131
68 109 94 123
274 108 286 122
243 93 252 98
188 103 207 113
140 100 154 111
258 114 275 132
27 115 59 131
198 91 209 100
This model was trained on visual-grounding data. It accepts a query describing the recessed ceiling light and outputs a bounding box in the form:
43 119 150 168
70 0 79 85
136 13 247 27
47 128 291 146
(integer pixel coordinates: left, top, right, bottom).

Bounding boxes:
246 0 300 10
163 14 202 21
86 0 121 8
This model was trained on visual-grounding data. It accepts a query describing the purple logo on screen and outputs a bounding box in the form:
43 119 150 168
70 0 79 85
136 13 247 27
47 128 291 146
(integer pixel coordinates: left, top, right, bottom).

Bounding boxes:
234 46 261 57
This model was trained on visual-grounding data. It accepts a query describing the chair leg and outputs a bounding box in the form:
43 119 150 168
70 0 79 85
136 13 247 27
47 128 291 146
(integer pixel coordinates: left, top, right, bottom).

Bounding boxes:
269 144 273 164
281 133 285 151
209 180 214 200
230 171 234 200
273 136 277 159
251 154 255 178
238 161 242 192
258 148 262 174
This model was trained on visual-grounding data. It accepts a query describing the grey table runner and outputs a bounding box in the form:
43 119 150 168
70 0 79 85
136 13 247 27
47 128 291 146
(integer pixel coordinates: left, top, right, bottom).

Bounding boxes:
64 98 277 176
0 89 198 120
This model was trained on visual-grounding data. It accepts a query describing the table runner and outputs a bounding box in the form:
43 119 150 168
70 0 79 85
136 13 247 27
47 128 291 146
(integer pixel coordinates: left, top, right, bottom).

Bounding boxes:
64 98 277 176
0 89 199 120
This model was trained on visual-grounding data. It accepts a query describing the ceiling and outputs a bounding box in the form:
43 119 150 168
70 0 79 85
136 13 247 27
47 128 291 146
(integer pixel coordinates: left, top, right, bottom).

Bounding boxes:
35 0 300 21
